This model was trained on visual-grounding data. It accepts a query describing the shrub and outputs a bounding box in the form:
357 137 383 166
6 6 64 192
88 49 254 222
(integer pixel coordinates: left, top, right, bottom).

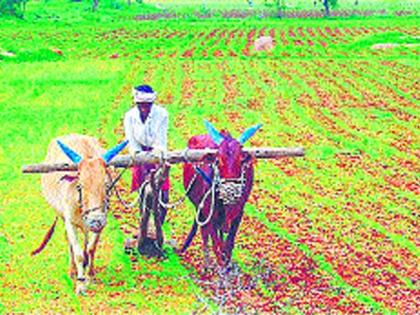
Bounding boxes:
0 0 28 17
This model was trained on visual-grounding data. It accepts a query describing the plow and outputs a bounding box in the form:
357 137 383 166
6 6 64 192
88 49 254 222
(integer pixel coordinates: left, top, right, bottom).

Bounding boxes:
22 145 305 258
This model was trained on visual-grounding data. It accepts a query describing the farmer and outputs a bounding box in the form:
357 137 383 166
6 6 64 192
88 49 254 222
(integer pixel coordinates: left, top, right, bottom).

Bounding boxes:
124 84 170 224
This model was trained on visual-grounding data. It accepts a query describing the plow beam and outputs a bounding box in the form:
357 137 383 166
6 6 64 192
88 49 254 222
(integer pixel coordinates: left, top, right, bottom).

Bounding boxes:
22 147 305 173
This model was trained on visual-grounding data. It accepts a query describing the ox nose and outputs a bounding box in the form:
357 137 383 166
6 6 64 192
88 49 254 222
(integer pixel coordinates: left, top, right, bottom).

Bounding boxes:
87 217 106 232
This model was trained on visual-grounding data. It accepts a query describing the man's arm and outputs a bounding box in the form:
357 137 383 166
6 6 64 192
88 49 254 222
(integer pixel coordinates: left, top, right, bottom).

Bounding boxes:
153 113 168 152
124 113 142 155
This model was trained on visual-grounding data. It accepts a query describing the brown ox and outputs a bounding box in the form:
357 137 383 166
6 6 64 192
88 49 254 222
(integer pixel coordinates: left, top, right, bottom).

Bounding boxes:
34 134 127 295
180 121 261 268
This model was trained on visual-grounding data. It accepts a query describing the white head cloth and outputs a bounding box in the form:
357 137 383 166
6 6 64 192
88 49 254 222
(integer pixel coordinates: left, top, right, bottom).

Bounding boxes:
132 88 157 103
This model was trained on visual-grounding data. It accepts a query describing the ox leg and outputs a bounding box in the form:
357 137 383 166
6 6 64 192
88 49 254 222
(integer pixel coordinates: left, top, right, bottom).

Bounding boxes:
223 213 243 266
152 188 164 251
159 190 168 225
208 225 223 267
66 231 76 278
138 204 150 254
64 216 87 295
153 204 164 249
87 232 101 281
179 221 198 253
83 233 89 269
200 227 210 271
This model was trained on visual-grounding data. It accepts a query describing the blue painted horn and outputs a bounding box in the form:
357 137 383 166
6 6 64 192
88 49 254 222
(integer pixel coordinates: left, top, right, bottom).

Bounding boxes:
102 140 129 164
237 123 263 145
57 140 82 164
204 120 224 145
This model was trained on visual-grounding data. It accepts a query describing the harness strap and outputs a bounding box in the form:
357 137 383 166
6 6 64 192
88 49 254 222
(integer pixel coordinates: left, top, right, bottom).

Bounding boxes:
194 166 212 185
76 182 110 217
158 173 198 209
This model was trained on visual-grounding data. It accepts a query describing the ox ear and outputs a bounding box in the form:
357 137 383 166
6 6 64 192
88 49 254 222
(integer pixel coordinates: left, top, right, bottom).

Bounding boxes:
237 123 263 145
204 120 224 145
102 140 129 164
57 140 82 164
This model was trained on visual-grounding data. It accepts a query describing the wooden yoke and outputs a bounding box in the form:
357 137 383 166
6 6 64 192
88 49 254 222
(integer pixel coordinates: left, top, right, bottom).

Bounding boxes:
22 147 305 173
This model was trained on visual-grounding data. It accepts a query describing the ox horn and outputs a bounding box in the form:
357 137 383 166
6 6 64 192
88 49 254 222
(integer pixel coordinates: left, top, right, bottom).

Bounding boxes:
237 123 263 145
102 140 129 164
204 120 224 145
57 140 82 164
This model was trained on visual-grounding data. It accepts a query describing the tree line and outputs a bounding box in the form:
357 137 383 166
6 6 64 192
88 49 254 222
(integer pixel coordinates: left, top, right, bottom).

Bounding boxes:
261 0 343 17
1 0 363 19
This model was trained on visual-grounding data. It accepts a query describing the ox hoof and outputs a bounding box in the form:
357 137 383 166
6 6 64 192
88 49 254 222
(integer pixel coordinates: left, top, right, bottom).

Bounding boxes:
124 238 137 255
174 248 183 255
88 275 97 284
75 282 87 296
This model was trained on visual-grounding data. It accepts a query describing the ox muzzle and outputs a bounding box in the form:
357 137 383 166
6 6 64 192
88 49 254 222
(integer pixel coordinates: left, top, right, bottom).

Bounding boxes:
82 208 107 233
77 184 109 233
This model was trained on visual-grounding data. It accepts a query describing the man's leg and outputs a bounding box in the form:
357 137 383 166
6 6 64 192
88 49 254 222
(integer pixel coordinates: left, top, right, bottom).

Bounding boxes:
159 190 168 225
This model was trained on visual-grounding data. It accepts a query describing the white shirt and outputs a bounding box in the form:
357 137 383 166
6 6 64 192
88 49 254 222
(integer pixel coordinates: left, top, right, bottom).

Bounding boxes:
124 104 168 153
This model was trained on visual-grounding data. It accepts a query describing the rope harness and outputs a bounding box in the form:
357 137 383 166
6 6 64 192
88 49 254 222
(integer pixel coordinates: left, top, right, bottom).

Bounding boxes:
137 177 151 217
194 164 217 227
75 183 111 217
109 153 249 228
73 169 125 217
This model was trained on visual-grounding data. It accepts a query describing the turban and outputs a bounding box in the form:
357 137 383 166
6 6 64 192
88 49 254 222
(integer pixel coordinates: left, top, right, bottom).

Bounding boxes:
132 88 157 103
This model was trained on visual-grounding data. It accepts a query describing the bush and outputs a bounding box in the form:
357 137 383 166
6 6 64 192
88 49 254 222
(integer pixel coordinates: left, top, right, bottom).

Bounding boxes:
0 0 28 17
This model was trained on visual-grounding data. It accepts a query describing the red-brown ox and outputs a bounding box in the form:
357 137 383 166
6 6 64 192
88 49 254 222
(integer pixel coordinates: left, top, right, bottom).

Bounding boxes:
180 121 262 268
34 134 127 295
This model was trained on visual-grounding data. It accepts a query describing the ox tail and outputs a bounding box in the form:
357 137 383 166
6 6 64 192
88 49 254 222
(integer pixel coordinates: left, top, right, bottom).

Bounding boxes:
31 217 58 256
179 221 198 253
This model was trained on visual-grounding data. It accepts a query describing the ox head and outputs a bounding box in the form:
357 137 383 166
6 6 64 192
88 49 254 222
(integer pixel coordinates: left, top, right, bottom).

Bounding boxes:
57 139 128 233
204 120 262 179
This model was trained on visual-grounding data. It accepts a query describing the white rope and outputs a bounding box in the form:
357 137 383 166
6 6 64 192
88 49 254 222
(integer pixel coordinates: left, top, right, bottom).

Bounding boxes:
137 179 150 215
158 173 198 209
194 165 218 227
195 185 216 227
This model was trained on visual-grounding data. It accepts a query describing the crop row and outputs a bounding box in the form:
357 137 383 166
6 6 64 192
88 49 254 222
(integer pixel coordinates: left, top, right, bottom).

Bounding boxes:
103 54 418 313
1 24 418 62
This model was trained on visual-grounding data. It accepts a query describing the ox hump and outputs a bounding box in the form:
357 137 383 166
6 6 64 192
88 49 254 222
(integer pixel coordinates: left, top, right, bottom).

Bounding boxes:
188 134 219 150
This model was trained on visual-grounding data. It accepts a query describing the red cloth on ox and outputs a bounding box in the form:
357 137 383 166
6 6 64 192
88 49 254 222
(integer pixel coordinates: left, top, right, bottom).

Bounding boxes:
130 164 170 193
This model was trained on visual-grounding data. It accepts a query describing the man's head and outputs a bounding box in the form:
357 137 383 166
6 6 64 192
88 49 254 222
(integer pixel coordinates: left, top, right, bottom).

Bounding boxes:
133 85 156 118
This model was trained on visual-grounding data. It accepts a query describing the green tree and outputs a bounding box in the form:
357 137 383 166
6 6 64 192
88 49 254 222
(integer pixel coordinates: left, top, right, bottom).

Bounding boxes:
318 0 338 17
0 0 28 17
264 0 286 15
276 0 287 17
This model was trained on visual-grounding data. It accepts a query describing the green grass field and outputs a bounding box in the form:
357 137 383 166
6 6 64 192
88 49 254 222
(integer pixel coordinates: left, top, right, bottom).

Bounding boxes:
0 2 419 313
